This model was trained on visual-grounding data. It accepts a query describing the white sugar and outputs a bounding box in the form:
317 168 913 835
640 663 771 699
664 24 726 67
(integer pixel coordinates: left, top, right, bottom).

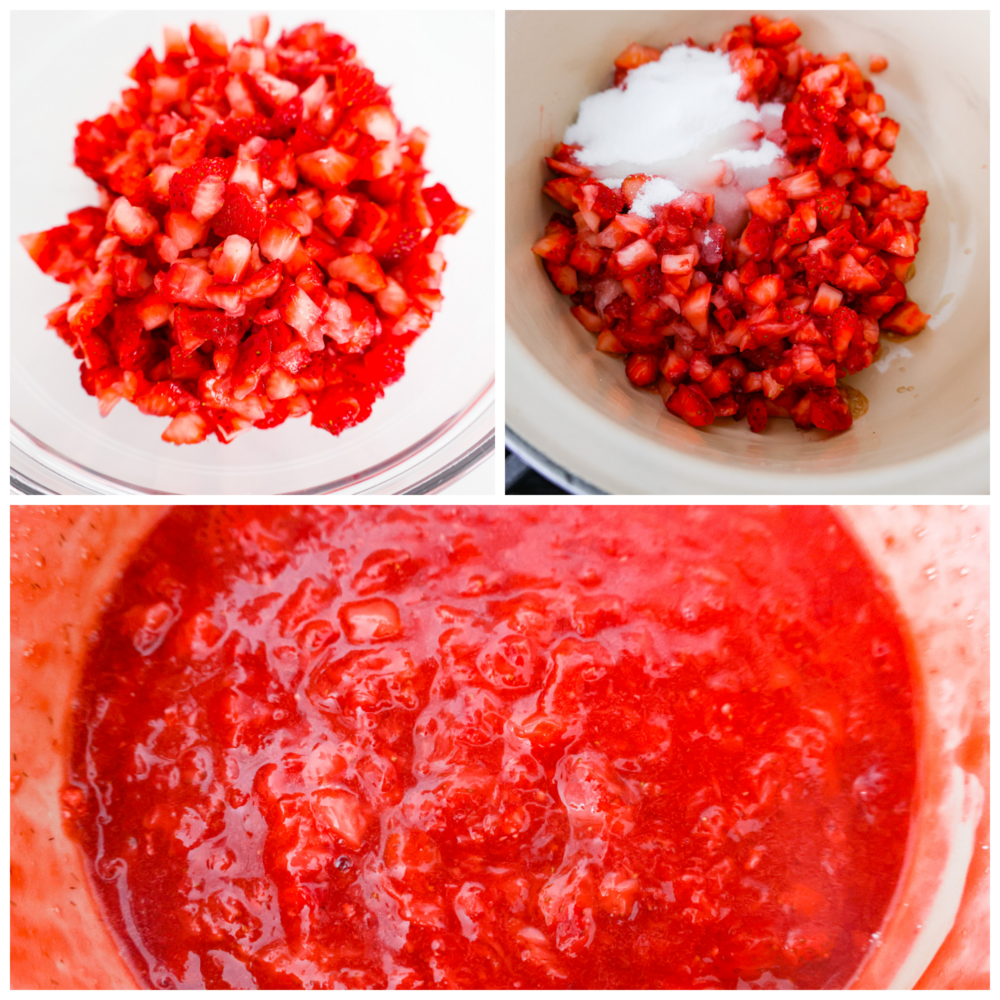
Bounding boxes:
564 44 788 232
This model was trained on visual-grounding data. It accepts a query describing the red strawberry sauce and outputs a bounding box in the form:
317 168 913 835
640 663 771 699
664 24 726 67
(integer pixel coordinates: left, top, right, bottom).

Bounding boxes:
65 506 916 988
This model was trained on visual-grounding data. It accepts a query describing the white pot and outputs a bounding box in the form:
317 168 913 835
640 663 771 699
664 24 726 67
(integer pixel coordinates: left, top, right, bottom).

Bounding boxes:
10 505 987 987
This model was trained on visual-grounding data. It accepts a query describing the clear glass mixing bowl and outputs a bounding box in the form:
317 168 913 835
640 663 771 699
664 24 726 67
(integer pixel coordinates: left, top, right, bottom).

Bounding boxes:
11 10 495 495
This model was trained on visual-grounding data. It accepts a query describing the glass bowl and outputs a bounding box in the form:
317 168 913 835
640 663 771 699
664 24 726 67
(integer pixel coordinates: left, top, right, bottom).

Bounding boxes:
12 11 495 494
506 11 988 494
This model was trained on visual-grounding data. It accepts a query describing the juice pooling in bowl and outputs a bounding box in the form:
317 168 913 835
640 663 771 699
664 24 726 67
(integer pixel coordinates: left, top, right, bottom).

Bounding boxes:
64 506 916 988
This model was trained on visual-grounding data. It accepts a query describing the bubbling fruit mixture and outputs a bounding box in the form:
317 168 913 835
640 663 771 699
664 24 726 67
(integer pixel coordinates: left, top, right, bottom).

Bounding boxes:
21 18 468 444
66 506 916 989
533 16 930 434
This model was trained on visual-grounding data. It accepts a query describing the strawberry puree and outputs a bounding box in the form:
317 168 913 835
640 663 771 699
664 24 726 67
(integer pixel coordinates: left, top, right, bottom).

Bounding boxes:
65 506 916 989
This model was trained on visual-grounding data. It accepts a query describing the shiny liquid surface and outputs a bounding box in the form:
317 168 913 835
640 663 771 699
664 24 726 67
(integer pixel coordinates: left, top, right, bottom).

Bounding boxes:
67 506 916 988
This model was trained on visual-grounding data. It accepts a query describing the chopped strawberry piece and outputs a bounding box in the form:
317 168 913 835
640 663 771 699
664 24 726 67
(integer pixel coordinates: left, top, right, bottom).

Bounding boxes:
189 22 228 61
780 170 822 200
211 183 266 242
810 282 843 317
335 61 389 110
816 188 849 230
881 300 930 336
745 274 785 308
169 157 229 218
209 235 253 284
878 186 929 223
666 383 715 427
107 197 159 245
295 147 359 190
746 184 790 223
242 260 284 300
745 396 768 433
614 43 661 72
752 16 802 46
833 253 880 293
869 54 888 73
609 238 658 277
278 284 322 336
326 253 388 294
162 410 208 444
680 284 711 337
625 353 658 386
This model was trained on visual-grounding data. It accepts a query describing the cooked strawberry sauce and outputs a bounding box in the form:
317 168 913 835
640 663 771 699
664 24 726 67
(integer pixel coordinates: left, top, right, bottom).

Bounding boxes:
66 506 916 989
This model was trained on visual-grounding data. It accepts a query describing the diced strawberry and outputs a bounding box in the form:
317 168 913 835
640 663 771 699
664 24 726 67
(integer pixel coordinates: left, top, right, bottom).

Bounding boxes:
543 178 580 211
745 274 785 308
816 188 848 230
326 252 387 294
107 197 159 245
666 383 714 427
570 304 603 334
881 300 930 336
229 157 264 199
699 367 731 399
241 260 283 300
624 354 658 386
828 306 862 361
877 119 900 151
259 218 301 264
877 186 929 223
157 261 214 307
569 241 604 276
162 410 208 444
609 238 658 277
780 171 822 200
746 396 768 433
596 330 625 353
270 197 313 237
833 253 880 293
169 157 229 219
752 16 802 46
660 251 698 275
544 261 578 296
680 284 711 337
546 156 591 178
112 254 150 298
746 184 790 223
189 22 228 61
67 285 115 335
614 42 661 71
810 282 843 316
869 54 888 73
808 387 853 431
335 61 389 110
135 379 197 417
295 147 359 189
208 234 253 284
532 230 574 265
212 183 265 242
273 285 319 339
739 215 775 261
688 351 713 382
